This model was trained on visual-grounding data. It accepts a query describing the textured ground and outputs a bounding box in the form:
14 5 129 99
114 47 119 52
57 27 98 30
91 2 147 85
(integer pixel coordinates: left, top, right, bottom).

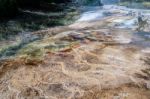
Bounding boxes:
0 5 150 99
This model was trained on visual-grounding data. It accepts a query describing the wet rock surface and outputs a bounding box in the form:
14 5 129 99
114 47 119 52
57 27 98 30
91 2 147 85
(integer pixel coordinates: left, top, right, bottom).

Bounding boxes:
0 5 150 99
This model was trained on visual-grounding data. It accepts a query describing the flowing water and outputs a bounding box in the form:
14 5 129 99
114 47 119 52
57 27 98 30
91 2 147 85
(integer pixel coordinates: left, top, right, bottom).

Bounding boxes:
0 3 150 99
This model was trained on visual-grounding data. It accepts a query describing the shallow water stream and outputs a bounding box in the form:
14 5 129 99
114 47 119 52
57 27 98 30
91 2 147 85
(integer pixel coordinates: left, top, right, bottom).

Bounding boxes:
0 3 150 99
